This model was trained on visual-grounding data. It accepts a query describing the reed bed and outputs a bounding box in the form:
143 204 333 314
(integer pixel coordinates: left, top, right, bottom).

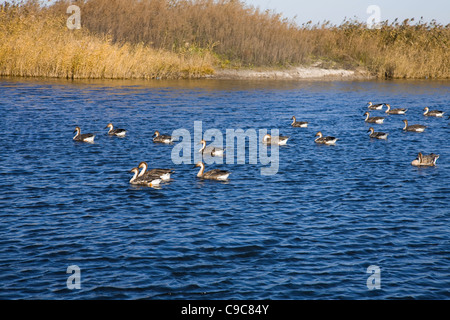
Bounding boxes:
1 0 449 79
0 2 216 79
52 0 449 79
323 19 450 79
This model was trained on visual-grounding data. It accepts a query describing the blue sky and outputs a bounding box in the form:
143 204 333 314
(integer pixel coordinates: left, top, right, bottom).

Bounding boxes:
244 0 450 25
2 0 448 25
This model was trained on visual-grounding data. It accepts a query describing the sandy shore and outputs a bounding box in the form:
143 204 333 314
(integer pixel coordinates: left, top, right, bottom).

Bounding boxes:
209 66 373 80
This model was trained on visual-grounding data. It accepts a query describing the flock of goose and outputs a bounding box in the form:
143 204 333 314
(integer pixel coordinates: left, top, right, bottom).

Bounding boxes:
73 101 446 187
364 102 444 166
73 122 232 186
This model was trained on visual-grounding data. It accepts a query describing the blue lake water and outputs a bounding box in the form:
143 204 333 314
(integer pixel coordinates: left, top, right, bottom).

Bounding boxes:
0 77 449 300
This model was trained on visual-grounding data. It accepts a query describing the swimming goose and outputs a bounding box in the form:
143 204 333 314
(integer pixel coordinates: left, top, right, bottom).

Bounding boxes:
138 161 173 181
105 123 127 137
291 116 308 128
402 119 427 132
73 127 95 143
367 102 384 110
423 107 445 117
315 131 338 145
262 134 289 146
364 112 385 124
199 139 226 157
195 162 230 181
385 104 407 115
153 130 173 144
411 152 439 166
367 127 388 139
129 167 162 187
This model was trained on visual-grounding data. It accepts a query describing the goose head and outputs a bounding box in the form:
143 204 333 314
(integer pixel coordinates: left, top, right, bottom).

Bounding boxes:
402 119 408 129
194 162 205 177
130 167 139 174
291 116 298 125
417 152 423 162
198 139 207 152
105 123 113 129
129 167 140 182
315 131 323 138
153 130 160 138
138 161 148 176
73 126 81 139
263 134 271 142
195 162 205 168
367 127 375 134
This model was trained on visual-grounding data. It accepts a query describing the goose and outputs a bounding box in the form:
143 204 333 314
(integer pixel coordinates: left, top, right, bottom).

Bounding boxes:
291 116 308 128
199 139 226 157
423 107 445 117
105 123 127 137
411 152 439 166
129 167 162 187
385 104 407 115
367 102 384 110
153 130 173 144
315 131 338 145
364 112 385 124
262 134 289 146
402 119 427 132
367 127 388 139
195 162 230 181
138 161 173 181
73 126 95 143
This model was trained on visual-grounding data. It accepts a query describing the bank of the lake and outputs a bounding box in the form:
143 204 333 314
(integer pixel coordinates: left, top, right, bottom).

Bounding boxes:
1 1 449 81
210 66 373 80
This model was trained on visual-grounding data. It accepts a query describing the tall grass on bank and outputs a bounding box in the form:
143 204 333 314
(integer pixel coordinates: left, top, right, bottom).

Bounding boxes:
49 0 449 79
1 0 449 79
0 2 216 79
323 19 450 79
51 0 314 67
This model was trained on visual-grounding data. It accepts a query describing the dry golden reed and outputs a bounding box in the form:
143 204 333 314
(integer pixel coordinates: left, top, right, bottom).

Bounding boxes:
1 0 449 79
322 19 450 79
0 1 216 79
50 0 450 79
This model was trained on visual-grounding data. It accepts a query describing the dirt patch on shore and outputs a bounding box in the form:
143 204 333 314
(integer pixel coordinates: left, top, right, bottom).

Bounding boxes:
209 66 373 80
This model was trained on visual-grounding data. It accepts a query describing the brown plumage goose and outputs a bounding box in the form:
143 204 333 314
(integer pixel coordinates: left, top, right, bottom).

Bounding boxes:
195 162 230 181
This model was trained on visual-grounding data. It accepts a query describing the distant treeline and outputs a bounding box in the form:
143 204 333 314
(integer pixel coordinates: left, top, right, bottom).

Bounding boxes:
1 0 449 79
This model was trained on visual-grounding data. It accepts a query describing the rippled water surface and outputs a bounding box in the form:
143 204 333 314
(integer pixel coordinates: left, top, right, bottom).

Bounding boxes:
0 77 449 300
